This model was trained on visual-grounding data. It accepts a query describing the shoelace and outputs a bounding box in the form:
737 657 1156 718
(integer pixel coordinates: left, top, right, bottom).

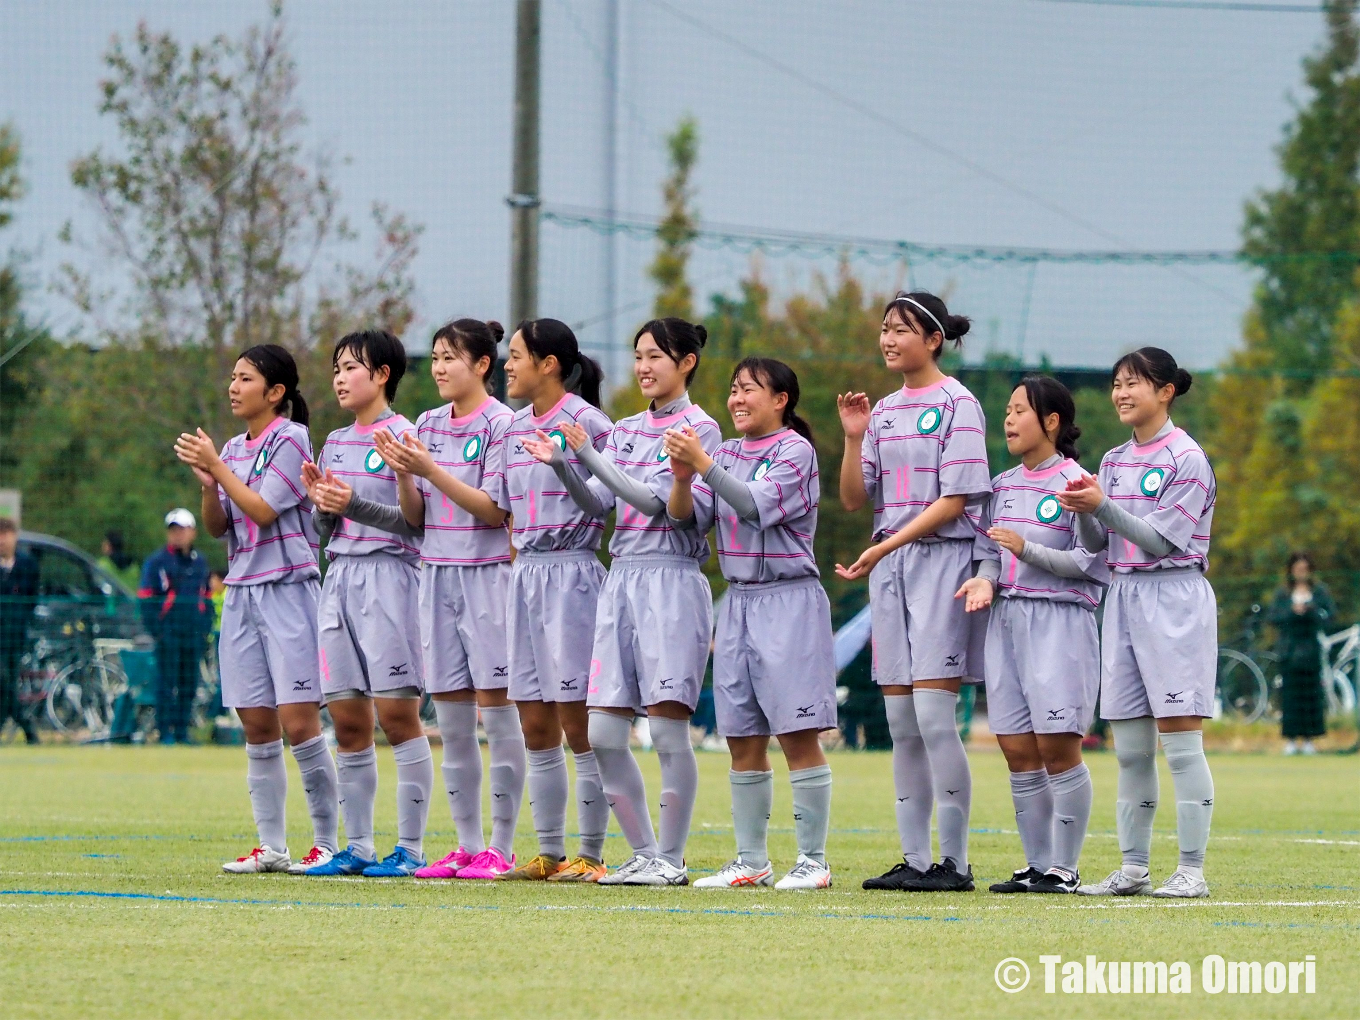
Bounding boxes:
788 860 822 878
237 847 265 862
298 848 326 866
716 859 749 877
618 854 650 873
1164 870 1195 891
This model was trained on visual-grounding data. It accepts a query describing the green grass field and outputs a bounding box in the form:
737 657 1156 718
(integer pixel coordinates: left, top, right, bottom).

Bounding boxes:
0 745 1355 1018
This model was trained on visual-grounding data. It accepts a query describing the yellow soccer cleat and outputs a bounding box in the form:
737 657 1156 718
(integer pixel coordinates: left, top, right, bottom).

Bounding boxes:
496 853 566 881
546 855 606 883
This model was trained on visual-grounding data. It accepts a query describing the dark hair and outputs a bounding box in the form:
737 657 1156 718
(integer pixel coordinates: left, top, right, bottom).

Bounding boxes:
0 517 16 535
239 343 309 426
882 291 971 359
103 530 132 570
332 329 407 402
516 318 604 407
633 317 707 385
1019 375 1081 462
432 318 504 384
730 357 813 442
1111 346 1192 403
1286 551 1314 579
208 568 226 581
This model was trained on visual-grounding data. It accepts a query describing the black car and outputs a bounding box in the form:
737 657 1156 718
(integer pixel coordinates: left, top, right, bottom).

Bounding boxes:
17 531 149 649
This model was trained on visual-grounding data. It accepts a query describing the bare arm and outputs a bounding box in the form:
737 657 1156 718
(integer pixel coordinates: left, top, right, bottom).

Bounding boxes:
198 482 230 539
837 392 871 511
396 472 425 530
375 429 507 529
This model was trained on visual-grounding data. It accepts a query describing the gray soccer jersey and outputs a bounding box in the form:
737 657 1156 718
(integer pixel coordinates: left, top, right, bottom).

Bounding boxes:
217 417 320 585
318 410 421 564
413 397 513 566
859 377 992 543
498 393 614 553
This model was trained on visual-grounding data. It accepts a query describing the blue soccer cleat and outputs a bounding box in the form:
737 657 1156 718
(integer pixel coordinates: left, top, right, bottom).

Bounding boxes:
304 846 377 876
362 846 427 877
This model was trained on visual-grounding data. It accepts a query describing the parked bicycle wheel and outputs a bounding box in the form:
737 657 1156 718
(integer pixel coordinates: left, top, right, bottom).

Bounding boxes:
1216 648 1269 723
46 657 126 737
1325 658 1358 717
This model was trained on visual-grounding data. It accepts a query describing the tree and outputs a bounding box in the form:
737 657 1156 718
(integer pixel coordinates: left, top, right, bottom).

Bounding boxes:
648 115 699 320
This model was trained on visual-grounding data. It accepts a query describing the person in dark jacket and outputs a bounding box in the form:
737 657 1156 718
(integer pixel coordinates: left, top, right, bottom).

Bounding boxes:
0 517 40 744
1267 552 1336 755
139 509 212 744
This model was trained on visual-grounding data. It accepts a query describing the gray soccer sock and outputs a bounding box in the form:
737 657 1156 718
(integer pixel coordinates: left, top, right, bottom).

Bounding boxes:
289 734 339 853
789 764 833 864
649 716 698 867
1110 718 1159 871
588 711 657 858
1008 768 1053 872
527 746 568 860
434 701 485 854
335 745 378 860
573 750 610 862
1048 762 1092 873
481 705 527 859
730 769 774 867
245 739 288 853
1160 730 1213 869
392 736 434 857
885 694 934 870
913 688 972 868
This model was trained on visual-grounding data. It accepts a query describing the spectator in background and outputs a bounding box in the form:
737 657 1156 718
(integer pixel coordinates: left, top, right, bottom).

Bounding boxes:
1268 552 1335 755
0 518 40 745
138 509 212 744
97 530 140 590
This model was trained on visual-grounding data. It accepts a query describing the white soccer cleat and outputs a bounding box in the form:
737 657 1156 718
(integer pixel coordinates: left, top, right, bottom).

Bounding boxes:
287 846 335 875
1151 868 1210 899
693 859 774 888
627 856 690 886
222 844 291 874
775 853 832 890
597 852 654 886
1076 868 1153 896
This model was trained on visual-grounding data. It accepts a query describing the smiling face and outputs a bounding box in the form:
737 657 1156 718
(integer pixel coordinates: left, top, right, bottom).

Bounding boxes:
431 337 490 404
1111 366 1174 430
503 331 554 401
880 305 941 376
634 332 692 405
332 347 389 412
1003 385 1058 460
727 368 786 437
229 357 285 421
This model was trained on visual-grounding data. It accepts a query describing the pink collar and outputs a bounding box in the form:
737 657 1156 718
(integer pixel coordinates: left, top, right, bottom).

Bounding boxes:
1130 421 1182 456
243 416 286 450
353 412 398 437
530 393 573 428
1020 456 1072 481
450 397 492 427
900 377 950 398
740 428 789 452
646 402 693 428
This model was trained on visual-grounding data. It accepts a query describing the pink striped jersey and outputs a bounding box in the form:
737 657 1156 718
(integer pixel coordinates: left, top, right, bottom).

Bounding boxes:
594 397 722 560
694 428 820 584
1095 419 1215 573
974 454 1109 609
413 397 513 565
318 409 421 564
859 377 992 543
499 393 614 553
216 417 320 585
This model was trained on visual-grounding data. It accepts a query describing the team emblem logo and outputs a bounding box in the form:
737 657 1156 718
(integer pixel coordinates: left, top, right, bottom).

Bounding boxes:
657 447 669 462
364 449 386 473
1036 495 1061 524
1139 467 1165 496
548 429 566 451
251 449 269 477
462 435 482 462
752 458 773 481
916 407 942 434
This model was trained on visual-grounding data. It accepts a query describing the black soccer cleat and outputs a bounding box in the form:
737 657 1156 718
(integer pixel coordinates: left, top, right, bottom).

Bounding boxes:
902 858 975 892
862 857 928 891
1027 867 1080 894
988 866 1045 894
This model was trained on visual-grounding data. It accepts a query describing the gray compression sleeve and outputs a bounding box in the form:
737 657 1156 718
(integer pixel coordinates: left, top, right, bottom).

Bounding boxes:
575 440 666 516
1018 540 1095 580
1093 497 1177 556
975 558 1002 584
1074 511 1108 553
547 448 614 518
701 462 760 523
344 495 424 538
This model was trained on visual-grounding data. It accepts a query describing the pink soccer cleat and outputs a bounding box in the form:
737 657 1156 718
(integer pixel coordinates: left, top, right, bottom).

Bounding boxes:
455 847 515 879
414 846 476 879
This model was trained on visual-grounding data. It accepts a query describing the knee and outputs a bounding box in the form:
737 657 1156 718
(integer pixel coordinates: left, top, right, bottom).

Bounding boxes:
586 710 632 751
561 718 590 753
648 717 693 755
1111 718 1158 766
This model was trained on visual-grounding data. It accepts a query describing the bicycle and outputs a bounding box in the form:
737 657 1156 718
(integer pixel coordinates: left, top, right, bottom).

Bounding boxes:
1215 602 1277 724
42 637 129 739
1318 624 1360 718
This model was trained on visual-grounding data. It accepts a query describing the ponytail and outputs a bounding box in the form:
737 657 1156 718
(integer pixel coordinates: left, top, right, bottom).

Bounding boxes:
883 290 971 360
238 344 309 426
518 317 605 408
1111 347 1193 403
1020 374 1080 463
730 356 813 443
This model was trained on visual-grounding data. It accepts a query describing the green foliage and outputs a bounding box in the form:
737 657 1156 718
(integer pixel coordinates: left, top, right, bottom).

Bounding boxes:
648 115 699 321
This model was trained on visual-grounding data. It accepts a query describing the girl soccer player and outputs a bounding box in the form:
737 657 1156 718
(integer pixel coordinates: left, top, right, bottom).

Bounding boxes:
175 345 340 875
299 329 433 878
837 291 991 893
1057 347 1218 899
332 319 526 880
665 357 837 890
524 318 719 886
496 319 614 882
956 376 1109 894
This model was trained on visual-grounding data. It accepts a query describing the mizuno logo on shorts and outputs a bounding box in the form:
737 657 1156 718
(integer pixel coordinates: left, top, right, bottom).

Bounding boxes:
292 680 311 691
561 678 578 690
796 704 814 718
388 663 409 677
1165 691 1184 703
660 677 674 689
944 654 961 667
1046 709 1065 720
493 666 508 678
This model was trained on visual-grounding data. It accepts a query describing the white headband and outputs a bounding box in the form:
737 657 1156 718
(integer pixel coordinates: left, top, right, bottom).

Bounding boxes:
893 294 947 340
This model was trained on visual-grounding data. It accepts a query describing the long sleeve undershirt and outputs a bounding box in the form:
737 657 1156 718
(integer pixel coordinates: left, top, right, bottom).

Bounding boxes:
1018 540 1093 580
549 443 662 518
1075 496 1177 557
702 462 760 522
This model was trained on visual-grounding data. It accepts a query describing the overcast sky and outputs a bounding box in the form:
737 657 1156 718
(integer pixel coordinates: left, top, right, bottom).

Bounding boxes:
0 0 1330 379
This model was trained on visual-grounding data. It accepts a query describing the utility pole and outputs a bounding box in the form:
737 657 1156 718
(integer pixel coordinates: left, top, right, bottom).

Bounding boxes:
603 0 620 386
508 0 541 340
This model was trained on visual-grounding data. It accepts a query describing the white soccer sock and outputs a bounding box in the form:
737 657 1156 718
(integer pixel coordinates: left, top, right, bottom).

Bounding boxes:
588 711 658 858
649 716 698 867
1160 730 1213 870
1111 717 1159 871
335 745 378 860
527 746 568 860
573 750 610 862
1008 768 1053 872
289 734 339 853
392 736 434 857
1048 762 1092 873
245 739 288 853
730 769 773 868
913 688 972 868
481 705 527 859
789 764 833 865
434 701 485 854
885 694 934 870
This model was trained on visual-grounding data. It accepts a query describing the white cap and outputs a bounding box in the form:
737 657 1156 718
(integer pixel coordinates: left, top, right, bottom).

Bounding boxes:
164 508 196 529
